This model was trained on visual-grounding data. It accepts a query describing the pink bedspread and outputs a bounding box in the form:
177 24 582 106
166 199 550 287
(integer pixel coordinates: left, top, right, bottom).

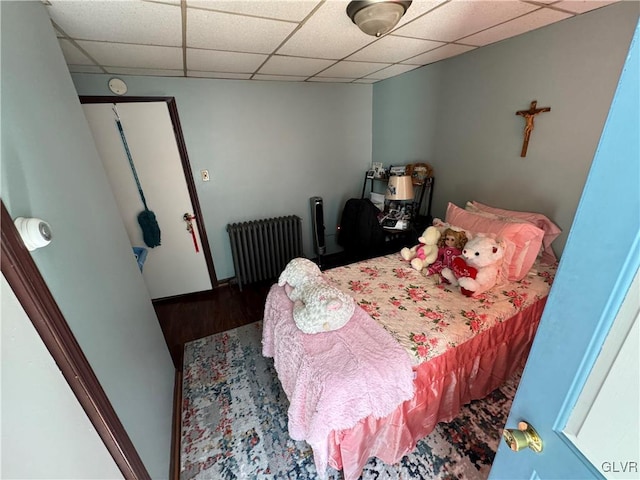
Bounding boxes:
263 254 556 479
262 285 415 477
326 299 547 479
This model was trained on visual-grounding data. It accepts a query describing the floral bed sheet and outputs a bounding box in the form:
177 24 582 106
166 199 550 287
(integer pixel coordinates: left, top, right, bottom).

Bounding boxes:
323 254 556 366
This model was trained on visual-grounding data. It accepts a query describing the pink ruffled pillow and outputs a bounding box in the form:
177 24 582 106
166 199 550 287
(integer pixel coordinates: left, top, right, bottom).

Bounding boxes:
468 201 561 264
445 203 545 282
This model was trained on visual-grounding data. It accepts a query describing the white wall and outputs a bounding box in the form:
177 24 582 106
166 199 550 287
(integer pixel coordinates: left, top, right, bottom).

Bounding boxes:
1 276 123 480
71 75 373 279
1 2 174 477
372 2 639 259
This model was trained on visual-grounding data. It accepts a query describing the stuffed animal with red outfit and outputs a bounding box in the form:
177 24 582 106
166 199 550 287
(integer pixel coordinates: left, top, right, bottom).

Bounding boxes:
441 235 504 297
426 228 469 276
400 226 441 272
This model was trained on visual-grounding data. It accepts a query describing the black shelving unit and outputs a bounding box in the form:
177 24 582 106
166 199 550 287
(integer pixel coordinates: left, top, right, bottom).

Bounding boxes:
361 173 435 221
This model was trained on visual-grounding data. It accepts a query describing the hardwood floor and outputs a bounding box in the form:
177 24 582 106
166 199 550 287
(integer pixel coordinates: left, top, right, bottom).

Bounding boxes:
153 281 273 370
153 253 351 370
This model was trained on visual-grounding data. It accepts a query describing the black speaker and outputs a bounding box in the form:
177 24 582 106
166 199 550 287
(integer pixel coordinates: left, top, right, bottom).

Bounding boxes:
310 196 326 256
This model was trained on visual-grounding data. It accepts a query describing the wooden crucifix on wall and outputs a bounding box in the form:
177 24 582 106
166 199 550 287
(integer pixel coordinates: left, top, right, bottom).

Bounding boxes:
516 100 551 157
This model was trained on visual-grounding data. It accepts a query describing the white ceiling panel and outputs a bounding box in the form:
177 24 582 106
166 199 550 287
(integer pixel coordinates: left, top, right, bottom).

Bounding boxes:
68 64 105 74
308 76 358 82
553 0 619 14
277 0 375 59
317 60 390 78
346 35 444 63
59 39 95 65
46 0 621 84
187 48 267 72
394 0 539 42
461 7 573 46
77 41 183 69
402 43 477 66
48 0 181 46
365 63 420 80
105 67 184 76
253 74 312 81
187 8 297 53
187 0 321 22
258 55 335 76
188 71 253 79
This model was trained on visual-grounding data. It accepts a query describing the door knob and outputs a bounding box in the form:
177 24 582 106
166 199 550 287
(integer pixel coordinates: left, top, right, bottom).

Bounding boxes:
502 421 543 453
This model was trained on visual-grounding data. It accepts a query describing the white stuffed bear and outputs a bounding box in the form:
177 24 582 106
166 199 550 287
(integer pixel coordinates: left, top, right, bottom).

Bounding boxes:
441 235 504 297
278 257 355 334
400 226 441 272
292 281 355 334
278 257 323 301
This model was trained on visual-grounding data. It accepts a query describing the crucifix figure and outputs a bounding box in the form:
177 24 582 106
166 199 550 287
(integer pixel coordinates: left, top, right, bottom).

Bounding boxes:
516 100 551 157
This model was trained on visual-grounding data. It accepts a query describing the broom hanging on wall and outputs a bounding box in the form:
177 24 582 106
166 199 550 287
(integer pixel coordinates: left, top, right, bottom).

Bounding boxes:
113 105 161 248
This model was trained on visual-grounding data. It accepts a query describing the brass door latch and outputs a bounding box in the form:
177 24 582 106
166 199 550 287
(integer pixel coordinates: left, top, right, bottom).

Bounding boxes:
502 421 543 453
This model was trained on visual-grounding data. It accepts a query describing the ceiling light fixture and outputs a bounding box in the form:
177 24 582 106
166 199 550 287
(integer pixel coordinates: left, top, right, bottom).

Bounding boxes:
346 0 412 37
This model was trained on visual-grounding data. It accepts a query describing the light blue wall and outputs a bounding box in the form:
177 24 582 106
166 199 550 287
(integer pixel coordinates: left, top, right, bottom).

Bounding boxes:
1 2 174 477
72 75 373 279
373 1 639 258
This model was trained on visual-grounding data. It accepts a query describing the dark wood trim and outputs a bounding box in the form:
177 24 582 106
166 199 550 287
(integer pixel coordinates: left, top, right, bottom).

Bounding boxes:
79 95 218 288
0 200 151 480
170 370 183 480
166 98 218 287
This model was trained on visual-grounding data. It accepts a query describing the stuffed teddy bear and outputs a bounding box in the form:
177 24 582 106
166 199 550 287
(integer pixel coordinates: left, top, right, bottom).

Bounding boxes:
291 281 355 334
278 257 355 334
441 235 504 297
278 257 323 301
400 226 441 272
425 228 469 276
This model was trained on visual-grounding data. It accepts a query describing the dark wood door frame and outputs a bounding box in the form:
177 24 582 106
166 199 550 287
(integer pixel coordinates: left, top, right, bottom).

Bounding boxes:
1 200 153 479
79 95 218 292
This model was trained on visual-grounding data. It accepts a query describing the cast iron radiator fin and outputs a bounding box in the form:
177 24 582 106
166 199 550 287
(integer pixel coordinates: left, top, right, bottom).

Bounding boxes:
226 215 303 291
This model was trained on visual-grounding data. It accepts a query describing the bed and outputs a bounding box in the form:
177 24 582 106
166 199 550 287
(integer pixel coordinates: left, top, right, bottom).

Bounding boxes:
262 201 560 480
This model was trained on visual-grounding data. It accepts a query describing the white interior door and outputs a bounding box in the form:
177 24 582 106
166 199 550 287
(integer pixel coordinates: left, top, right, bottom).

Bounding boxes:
83 101 212 299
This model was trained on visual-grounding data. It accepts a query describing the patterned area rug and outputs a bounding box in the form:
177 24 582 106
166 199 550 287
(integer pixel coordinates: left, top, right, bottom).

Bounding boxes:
181 321 520 480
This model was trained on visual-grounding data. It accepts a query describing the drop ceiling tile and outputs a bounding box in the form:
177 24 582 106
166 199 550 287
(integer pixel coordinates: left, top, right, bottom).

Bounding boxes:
307 76 354 83
77 40 183 70
187 48 267 73
47 1 181 46
188 71 253 79
187 0 320 22
393 0 539 42
346 35 444 63
552 0 619 14
461 8 573 46
277 1 375 59
391 0 449 28
258 55 335 76
365 64 420 80
105 67 184 77
317 61 389 78
252 74 310 81
59 39 95 65
353 78 377 84
402 43 476 66
187 8 296 53
67 65 105 74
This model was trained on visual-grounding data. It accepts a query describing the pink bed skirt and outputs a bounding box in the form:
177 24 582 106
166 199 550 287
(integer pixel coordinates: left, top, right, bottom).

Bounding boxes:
326 298 547 480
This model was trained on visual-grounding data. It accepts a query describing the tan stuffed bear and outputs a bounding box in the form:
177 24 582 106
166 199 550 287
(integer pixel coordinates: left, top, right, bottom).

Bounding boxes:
400 226 441 272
